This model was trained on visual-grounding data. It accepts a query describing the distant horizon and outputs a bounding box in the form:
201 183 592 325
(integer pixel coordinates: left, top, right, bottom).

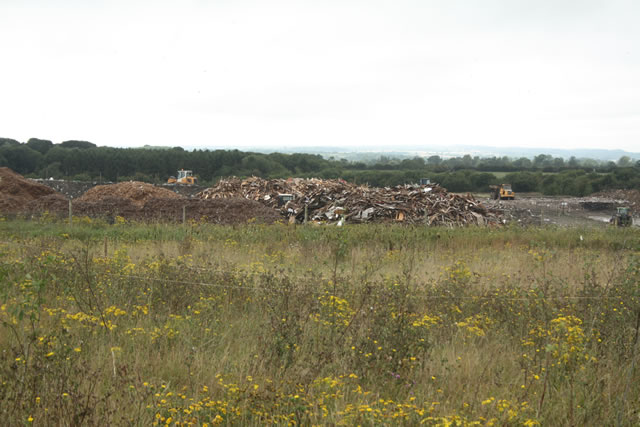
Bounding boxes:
3 135 638 162
189 144 640 160
4 134 640 155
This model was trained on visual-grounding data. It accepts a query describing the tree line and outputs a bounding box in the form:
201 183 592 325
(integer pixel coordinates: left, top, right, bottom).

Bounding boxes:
1 137 638 196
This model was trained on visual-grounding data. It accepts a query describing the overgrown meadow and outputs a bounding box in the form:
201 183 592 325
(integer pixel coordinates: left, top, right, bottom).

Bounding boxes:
1 216 639 426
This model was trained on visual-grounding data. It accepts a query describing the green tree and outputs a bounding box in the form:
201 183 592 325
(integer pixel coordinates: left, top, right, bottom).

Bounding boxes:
427 155 442 166
0 138 21 147
552 157 565 170
505 171 540 193
60 140 97 149
512 157 532 169
0 144 42 174
26 138 53 154
568 156 579 168
541 174 561 195
439 171 471 192
617 156 632 167
469 172 495 191
400 156 426 170
533 154 553 169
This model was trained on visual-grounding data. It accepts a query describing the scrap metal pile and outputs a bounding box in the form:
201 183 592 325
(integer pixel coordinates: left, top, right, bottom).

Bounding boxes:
196 177 502 226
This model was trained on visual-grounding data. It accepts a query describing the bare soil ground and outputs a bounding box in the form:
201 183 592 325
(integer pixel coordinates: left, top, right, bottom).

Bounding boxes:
482 192 639 227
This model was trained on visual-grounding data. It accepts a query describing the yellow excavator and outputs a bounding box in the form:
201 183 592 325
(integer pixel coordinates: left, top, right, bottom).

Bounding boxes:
167 169 198 185
490 184 515 200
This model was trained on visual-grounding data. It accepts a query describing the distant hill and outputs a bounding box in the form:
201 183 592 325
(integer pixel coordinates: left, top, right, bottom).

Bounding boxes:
225 144 640 162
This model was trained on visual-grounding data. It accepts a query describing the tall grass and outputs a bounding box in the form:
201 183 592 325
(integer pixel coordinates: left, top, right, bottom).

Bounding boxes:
0 217 639 425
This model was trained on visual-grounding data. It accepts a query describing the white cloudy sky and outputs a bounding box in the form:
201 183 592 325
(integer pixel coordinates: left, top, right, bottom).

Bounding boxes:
1 0 639 151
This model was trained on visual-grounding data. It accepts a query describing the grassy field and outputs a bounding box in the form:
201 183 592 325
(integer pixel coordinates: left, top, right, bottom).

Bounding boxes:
1 217 639 425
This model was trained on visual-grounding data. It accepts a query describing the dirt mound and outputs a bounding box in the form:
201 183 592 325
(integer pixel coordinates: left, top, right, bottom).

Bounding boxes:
25 193 69 214
0 195 23 214
77 181 184 207
0 167 60 213
73 197 139 218
140 198 282 224
197 177 502 226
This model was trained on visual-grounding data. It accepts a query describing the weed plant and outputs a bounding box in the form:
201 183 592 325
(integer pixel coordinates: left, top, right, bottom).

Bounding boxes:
0 217 639 425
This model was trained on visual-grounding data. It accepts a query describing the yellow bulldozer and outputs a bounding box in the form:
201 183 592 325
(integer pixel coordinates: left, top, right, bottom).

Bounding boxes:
167 169 198 185
490 184 515 200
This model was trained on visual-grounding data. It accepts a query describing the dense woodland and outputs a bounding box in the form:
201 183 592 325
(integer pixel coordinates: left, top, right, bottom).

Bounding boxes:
1 137 639 196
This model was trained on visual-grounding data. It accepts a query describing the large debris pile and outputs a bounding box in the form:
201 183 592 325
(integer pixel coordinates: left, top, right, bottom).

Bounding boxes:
196 177 501 226
0 167 64 213
77 181 184 206
592 189 640 211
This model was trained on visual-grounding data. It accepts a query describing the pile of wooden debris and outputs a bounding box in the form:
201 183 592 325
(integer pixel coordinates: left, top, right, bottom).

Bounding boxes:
197 177 502 226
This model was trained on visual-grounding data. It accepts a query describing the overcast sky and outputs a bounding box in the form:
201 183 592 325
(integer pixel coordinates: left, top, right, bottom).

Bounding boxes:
1 0 639 152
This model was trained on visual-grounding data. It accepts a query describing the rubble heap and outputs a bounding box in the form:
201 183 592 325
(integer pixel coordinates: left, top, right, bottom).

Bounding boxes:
196 177 501 226
0 167 64 213
592 189 640 210
77 181 184 207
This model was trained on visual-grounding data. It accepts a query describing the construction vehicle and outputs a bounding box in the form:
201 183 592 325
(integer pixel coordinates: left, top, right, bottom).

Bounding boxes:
167 169 198 185
610 206 632 227
490 184 515 200
277 194 295 207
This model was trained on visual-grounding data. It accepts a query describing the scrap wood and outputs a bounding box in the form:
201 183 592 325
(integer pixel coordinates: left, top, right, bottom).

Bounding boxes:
196 177 503 226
